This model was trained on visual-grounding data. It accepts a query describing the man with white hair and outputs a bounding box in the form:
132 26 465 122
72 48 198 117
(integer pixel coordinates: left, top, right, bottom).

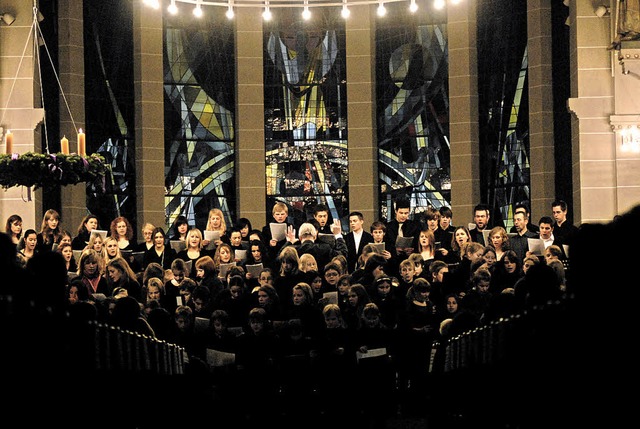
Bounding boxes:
284 219 347 271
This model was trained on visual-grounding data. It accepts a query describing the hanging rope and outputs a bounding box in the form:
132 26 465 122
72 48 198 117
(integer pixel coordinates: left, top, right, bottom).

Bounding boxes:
1 3 79 153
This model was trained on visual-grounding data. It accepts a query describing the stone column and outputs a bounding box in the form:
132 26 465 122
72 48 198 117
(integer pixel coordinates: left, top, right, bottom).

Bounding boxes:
132 0 165 229
236 8 266 229
527 0 556 224
448 0 480 225
58 0 87 233
346 5 378 223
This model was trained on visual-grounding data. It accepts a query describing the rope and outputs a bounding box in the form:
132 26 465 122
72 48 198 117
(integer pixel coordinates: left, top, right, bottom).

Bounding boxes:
0 4 79 150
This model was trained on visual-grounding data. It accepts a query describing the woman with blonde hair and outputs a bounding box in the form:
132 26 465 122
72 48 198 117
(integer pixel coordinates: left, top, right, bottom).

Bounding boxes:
299 253 318 273
203 207 230 249
106 256 142 302
103 236 122 267
273 246 305 313
77 248 109 297
176 227 208 277
136 222 156 252
86 232 106 263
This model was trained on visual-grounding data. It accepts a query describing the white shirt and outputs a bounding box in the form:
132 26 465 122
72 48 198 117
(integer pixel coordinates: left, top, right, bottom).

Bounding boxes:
353 229 363 252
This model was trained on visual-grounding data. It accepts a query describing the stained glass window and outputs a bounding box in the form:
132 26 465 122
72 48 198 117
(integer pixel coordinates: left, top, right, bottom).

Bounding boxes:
263 8 348 228
164 13 236 232
477 0 530 230
376 3 451 222
84 0 136 231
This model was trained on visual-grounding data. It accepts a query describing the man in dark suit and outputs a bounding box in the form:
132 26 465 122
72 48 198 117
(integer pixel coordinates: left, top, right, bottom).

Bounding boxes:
344 211 374 273
385 198 421 260
509 202 539 234
283 221 347 272
551 199 580 248
469 203 491 245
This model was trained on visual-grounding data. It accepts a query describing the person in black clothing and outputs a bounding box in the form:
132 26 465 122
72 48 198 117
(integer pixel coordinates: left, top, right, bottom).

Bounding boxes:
385 198 421 261
312 203 333 235
169 215 190 241
552 199 580 248
509 202 539 234
143 227 177 270
469 203 491 245
71 214 99 251
282 221 347 276
345 211 375 274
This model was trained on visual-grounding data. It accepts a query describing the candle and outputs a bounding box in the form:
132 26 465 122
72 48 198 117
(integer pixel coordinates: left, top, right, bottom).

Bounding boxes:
60 135 69 155
5 130 13 154
78 128 86 156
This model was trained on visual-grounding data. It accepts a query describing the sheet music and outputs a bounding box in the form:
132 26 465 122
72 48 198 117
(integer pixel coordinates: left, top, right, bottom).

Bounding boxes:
269 223 287 241
356 348 388 361
234 249 247 262
527 238 545 256
90 229 108 241
245 263 264 278
322 291 338 305
395 236 414 248
170 240 187 252
218 262 237 278
371 242 385 253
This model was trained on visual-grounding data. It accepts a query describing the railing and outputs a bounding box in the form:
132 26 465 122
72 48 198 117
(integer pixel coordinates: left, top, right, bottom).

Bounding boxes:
0 293 186 376
431 295 572 374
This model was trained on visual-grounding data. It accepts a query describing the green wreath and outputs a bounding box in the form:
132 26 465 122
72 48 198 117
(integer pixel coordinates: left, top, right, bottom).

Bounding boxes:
0 152 111 190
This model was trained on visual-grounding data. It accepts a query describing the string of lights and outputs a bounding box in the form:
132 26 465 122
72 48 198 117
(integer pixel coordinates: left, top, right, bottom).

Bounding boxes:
142 0 463 20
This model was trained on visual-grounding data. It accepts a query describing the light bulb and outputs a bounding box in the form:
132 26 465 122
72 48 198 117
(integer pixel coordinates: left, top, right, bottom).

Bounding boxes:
263 7 272 21
410 0 418 13
168 1 178 15
226 6 234 19
377 3 387 16
302 6 311 20
341 5 350 18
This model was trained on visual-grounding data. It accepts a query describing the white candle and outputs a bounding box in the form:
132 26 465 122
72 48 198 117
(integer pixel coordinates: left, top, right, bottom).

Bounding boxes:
61 135 69 155
78 128 86 156
5 130 13 154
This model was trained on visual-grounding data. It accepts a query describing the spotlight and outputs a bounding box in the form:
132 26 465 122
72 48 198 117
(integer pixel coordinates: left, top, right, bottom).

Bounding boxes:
0 12 16 26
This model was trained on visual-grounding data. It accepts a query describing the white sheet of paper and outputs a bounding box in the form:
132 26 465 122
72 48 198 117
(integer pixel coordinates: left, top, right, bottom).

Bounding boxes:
234 249 247 262
269 222 287 241
90 229 108 241
356 347 387 361
204 230 221 242
527 238 545 256
245 263 264 278
170 240 186 252
371 242 385 253
322 291 338 305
